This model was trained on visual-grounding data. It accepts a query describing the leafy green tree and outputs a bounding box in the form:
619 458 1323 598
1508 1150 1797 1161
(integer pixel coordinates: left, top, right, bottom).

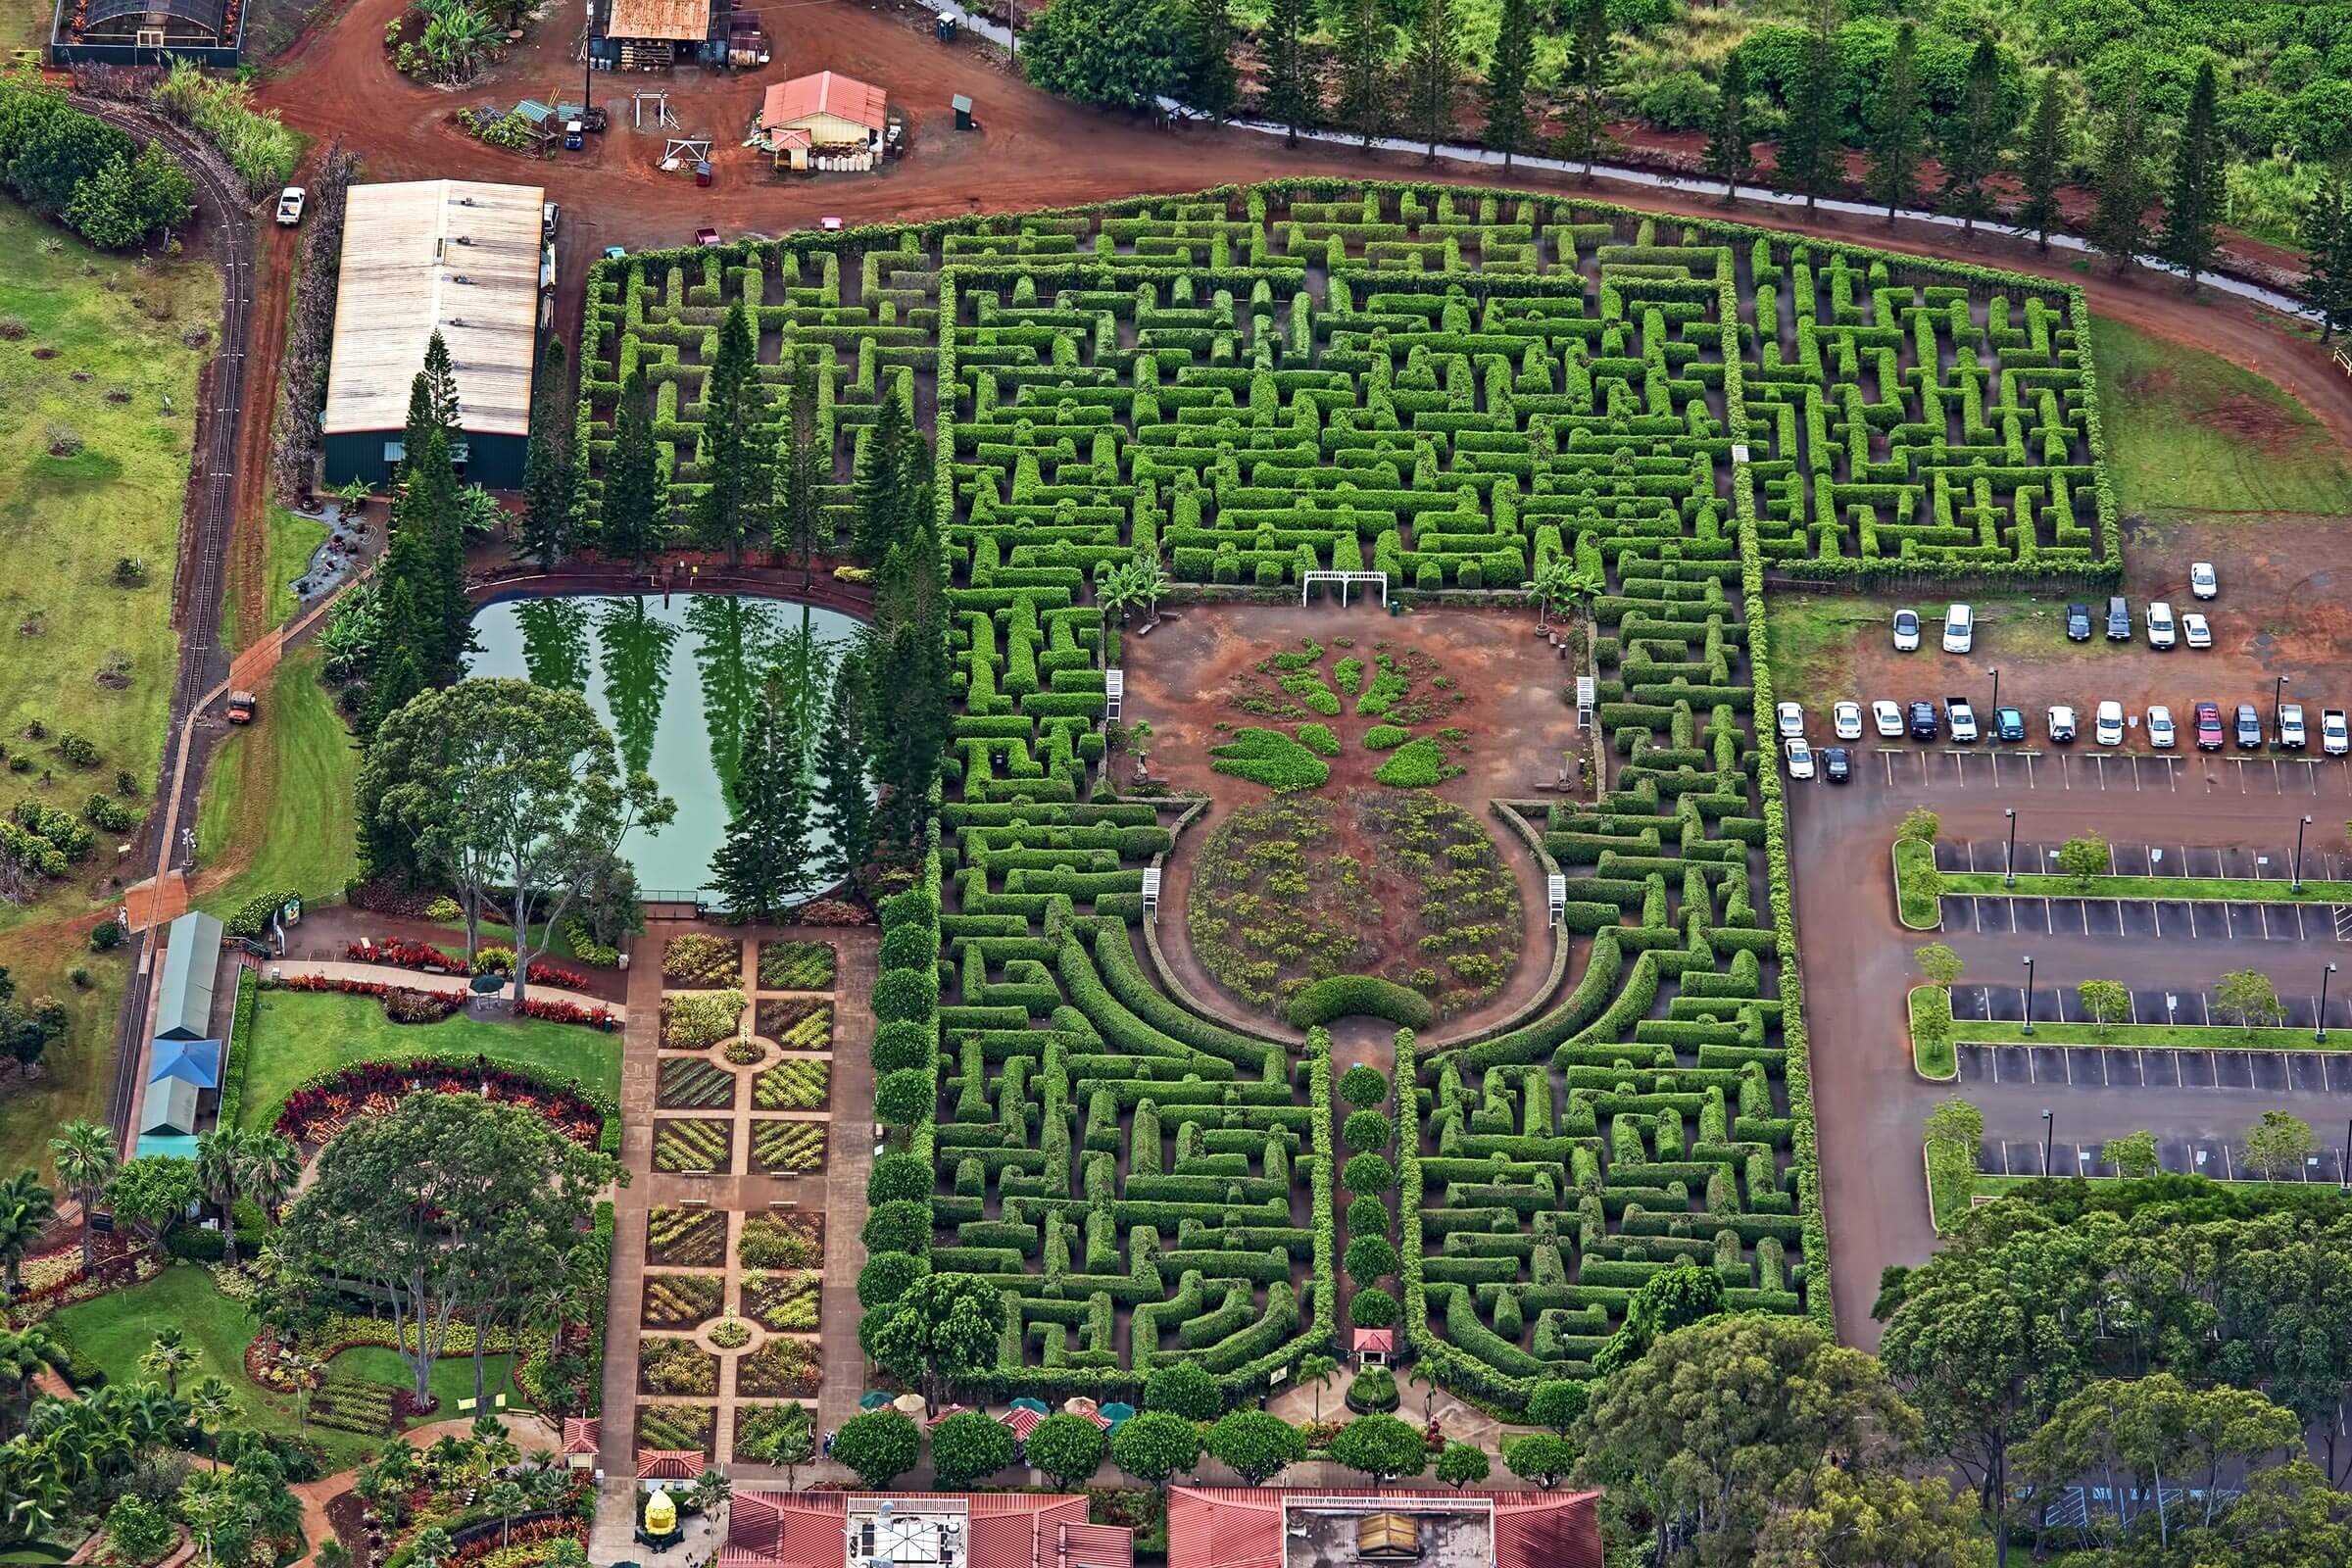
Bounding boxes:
1110 1410 1200 1492
1202 1410 1304 1486
1026 1412 1106 1489
1330 1414 1427 1483
2246 1109 2316 1180
1260 0 1319 146
193 1130 250 1268
139 1327 193 1398
1436 1441 1490 1489
2054 834 2108 886
1779 0 1841 213
1334 0 1392 151
863 1272 1006 1411
2021 1375 2301 1553
2015 69 2068 252
1898 805 1940 844
2101 1129 2161 1178
1527 1378 1589 1435
1752 1469 1982 1567
1560 0 1614 183
2160 60 2226 290
1703 51 1752 204
600 368 668 569
1592 1261 1725 1375
517 336 578 569
2218 969 2286 1035
928 1408 1016 1488
1865 22 1925 223
1940 38 2005 232
1405 0 1457 163
48 1118 117 1272
1020 0 1184 110
1483 0 1537 172
104 1494 175 1567
1144 1360 1223 1421
2089 67 2153 273
2077 979 2131 1033
63 142 193 250
832 1409 920 1489
1915 942 1964 991
1180 0 1238 121
1504 1433 1575 1489
693 302 769 565
103 1156 195 1261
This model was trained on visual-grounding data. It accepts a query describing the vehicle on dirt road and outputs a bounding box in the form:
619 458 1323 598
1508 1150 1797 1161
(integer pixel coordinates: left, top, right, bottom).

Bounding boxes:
2147 706 2176 749
2146 601 2176 650
2278 703 2307 750
2190 561 2218 599
1941 604 1973 654
2095 701 2127 746
1776 702 1806 739
1945 697 1979 743
1892 609 1921 652
2046 705 2077 743
2182 612 2212 650
2105 596 2132 640
2326 710 2350 756
226 689 257 724
696 227 721 246
2195 702 2226 750
1823 746 1852 784
1833 701 1863 740
1908 700 1938 741
1872 700 1904 738
1994 707 2027 743
276 187 305 225
2234 704 2263 750
1785 738 1815 779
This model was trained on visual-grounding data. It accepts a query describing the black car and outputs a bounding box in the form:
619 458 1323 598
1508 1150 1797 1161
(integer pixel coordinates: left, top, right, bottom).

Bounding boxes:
2065 603 2092 642
1823 746 1852 784
2234 703 2263 750
2106 596 2132 640
1908 700 1938 741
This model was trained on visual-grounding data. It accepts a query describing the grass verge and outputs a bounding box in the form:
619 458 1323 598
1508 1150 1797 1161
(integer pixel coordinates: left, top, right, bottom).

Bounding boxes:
232 988 622 1134
1908 984 1955 1079
0 920 130 1180
1892 837 1941 929
223 504 328 654
1939 868 2352 904
195 649 361 916
1912 984 2351 1052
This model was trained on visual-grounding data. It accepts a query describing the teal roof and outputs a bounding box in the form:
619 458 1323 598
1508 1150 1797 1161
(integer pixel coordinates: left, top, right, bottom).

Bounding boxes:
155 910 223 1041
134 1134 201 1162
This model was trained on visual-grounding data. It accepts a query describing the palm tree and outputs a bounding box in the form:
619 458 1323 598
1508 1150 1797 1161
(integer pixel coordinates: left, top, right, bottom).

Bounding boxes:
140 1327 195 1397
185 1376 234 1462
548 1539 588 1568
48 1120 117 1270
236 1133 300 1236
1298 1353 1340 1422
689 1467 732 1516
0 1170 57 1291
275 1348 324 1436
123 1381 189 1449
0 1326 51 1436
193 1131 246 1268
316 1540 355 1568
1527 556 1602 635
486 1479 526 1545
412 1524 456 1568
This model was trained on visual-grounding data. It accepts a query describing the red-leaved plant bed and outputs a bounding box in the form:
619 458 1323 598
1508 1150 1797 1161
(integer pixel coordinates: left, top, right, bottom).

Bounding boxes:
274 1057 608 1148
347 940 591 993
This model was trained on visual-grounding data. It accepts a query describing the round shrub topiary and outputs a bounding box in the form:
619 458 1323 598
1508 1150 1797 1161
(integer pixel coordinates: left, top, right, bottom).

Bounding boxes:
1342 1108 1394 1153
868 1152 931 1205
861 1199 933 1255
1345 1366 1398 1413
1348 1286 1397 1328
1345 1234 1399 1287
1346 1196 1392 1234
1342 1152 1396 1195
879 886 939 932
878 920 936 971
870 964 939 1024
1339 1064 1389 1108
857 1250 929 1309
871 1019 933 1073
1286 975 1433 1031
1142 1359 1222 1422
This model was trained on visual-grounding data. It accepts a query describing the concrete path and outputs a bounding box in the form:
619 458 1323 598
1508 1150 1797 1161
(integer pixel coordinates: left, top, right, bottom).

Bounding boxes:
272 958 627 1021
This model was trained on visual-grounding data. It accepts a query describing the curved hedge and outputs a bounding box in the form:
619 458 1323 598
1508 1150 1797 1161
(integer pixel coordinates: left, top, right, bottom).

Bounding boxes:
1286 975 1434 1031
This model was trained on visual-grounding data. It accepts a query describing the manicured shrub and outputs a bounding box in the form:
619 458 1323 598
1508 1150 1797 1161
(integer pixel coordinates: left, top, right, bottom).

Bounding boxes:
1143 1359 1223 1422
862 1199 932 1254
1346 1195 1391 1233
871 965 939 1023
872 1018 934 1073
1346 1366 1399 1412
1348 1286 1397 1327
1342 1108 1394 1152
1289 975 1434 1031
1339 1064 1389 1107
1345 1234 1399 1286
858 1250 929 1308
1342 1152 1396 1195
869 1152 931 1204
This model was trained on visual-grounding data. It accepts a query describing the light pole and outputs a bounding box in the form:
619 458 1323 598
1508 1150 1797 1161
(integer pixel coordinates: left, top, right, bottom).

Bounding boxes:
1989 667 2001 740
2276 673 2290 736
2022 954 2036 1036
2004 808 2018 889
2322 962 2337 1044
2295 814 2313 893
2041 1107 2054 1177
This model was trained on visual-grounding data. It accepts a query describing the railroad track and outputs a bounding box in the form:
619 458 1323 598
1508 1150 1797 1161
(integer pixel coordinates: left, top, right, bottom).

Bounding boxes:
77 101 259 1156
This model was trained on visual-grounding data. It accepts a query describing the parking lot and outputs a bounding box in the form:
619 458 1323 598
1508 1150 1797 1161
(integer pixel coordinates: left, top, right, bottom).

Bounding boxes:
1939 892 2350 942
1863 746 2352 795
1956 1040 2352 1095
1978 1128 2352 1184
1951 980 2349 1029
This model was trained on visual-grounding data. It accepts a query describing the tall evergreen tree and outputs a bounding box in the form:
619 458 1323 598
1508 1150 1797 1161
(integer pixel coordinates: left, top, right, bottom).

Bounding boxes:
1406 0 1457 164
2014 69 2067 251
852 385 918 566
1561 0 1614 184
1260 0 1318 147
815 651 875 881
1482 0 1536 172
517 336 577 569
710 673 809 921
1779 0 1840 213
419 328 461 433
1702 51 1752 205
2088 68 2151 274
1940 37 2005 232
772 358 825 585
2302 160 2352 342
868 527 951 860
693 301 770 566
1865 22 1924 223
366 578 428 739
1334 0 1391 152
2159 59 2225 291
410 426 471 685
1181 0 1237 121
601 369 667 570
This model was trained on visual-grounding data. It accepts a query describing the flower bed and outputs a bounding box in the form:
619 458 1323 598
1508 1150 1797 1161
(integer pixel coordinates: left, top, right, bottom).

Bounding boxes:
662 990 746 1050
647 1206 726 1267
637 1403 714 1455
755 998 832 1050
792 898 869 926
734 1336 820 1396
757 940 837 991
276 971 466 1022
751 1122 825 1175
662 934 742 987
516 995 617 1028
273 1058 610 1149
737 1212 821 1270
311 1373 403 1434
643 1272 724 1328
752 1058 827 1110
658 1056 737 1111
653 1118 732 1174
639 1335 718 1396
743 1271 820 1333
347 938 464 973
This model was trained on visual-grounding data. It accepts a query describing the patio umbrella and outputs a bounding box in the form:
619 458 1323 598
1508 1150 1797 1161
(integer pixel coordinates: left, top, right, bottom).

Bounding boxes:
1009 1397 1049 1414
1062 1396 1099 1416
1099 1402 1135 1430
893 1393 928 1417
858 1392 893 1411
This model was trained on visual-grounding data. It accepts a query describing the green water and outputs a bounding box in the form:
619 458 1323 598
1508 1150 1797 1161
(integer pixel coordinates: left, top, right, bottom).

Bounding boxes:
466 593 862 901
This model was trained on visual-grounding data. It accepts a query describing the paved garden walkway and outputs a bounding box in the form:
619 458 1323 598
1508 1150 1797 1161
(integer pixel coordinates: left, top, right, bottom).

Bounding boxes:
271 958 626 1021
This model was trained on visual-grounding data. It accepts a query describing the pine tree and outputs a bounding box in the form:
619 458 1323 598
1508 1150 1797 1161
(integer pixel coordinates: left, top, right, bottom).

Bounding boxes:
1562 0 1614 185
1865 22 1924 223
1778 0 1840 214
816 651 876 881
1702 51 1752 205
1182 0 1237 121
2088 69 2151 274
772 358 825 585
601 369 667 570
1335 0 1391 152
405 426 471 685
1940 38 2004 232
517 336 577 569
852 387 914 566
710 674 809 921
366 574 428 736
693 301 770 566
1261 0 1318 146
1406 0 1457 163
2302 161 2352 342
868 526 952 860
2015 69 2067 251
420 329 461 432
1483 0 1536 172
2159 59 2225 291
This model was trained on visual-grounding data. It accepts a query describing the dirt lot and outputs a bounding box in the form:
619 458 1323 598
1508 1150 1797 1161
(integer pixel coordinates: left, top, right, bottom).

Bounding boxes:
1124 599 1583 1042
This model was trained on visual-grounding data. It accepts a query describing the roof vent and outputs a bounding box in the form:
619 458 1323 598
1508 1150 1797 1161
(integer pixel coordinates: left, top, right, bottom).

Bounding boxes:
455 234 473 245
452 275 474 285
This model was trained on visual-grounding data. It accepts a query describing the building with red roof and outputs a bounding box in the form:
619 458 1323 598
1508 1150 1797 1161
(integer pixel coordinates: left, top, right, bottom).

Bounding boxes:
1165 1487 1602 1568
725 1493 1132 1568
756 72 888 169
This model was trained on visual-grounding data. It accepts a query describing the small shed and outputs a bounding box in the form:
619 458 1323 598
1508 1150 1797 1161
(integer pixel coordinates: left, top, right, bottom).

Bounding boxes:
154 910 223 1042
140 1074 201 1139
593 0 727 68
758 71 885 170
1351 1327 1394 1367
953 93 974 131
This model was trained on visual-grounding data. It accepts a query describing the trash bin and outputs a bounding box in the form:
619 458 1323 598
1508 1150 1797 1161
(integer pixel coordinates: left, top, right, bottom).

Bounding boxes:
936 16 957 41
695 160 712 186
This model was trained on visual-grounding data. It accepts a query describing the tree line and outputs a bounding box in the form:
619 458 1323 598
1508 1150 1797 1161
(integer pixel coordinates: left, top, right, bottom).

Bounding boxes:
0 76 194 252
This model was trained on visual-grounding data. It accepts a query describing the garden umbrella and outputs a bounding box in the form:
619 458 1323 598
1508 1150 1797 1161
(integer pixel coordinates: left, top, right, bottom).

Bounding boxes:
893 1393 927 1417
1062 1396 1099 1416
858 1392 893 1410
1009 1397 1049 1414
1099 1402 1135 1430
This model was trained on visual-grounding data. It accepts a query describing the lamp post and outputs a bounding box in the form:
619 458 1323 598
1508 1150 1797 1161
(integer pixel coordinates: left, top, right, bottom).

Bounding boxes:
1989 667 2001 741
2322 962 2337 1044
2295 814 2313 893
2041 1108 2054 1178
2022 954 2036 1036
2277 673 2290 735
2004 808 2018 889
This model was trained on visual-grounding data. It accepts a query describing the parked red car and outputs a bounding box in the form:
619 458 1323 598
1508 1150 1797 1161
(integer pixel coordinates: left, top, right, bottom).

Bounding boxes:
2194 700 2226 751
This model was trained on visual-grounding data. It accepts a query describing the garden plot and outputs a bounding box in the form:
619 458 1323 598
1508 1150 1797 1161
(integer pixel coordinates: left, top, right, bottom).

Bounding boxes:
645 1206 727 1267
743 1270 821 1333
636 1403 714 1457
757 939 837 991
657 1055 739 1111
752 1057 828 1110
579 182 2112 1411
755 998 833 1051
642 1272 725 1328
654 1117 733 1174
663 934 746 988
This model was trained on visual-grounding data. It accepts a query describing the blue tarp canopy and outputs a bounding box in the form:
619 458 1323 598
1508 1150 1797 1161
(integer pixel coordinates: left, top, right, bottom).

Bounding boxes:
150 1036 221 1089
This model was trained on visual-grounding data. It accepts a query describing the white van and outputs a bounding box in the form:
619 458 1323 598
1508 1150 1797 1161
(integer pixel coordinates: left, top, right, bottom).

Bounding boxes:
1941 603 1974 654
2146 600 2177 650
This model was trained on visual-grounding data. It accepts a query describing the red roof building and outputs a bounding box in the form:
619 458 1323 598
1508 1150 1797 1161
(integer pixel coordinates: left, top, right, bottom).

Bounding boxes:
1165 1487 1602 1568
758 72 888 138
1351 1328 1395 1355
725 1493 1133 1568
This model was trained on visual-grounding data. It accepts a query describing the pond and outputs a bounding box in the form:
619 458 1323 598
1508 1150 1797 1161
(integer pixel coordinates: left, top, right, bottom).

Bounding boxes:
466 593 864 902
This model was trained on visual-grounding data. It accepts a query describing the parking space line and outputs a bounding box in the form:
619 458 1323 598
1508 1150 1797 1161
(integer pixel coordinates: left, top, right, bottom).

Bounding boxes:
2273 760 2283 794
2153 901 2162 937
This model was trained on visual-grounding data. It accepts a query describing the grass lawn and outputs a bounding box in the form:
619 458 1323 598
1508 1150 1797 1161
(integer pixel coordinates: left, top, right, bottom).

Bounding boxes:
1893 838 1940 929
0 202 217 936
223 504 329 654
1914 985 2348 1052
196 649 361 916
0 920 132 1181
327 1345 522 1412
233 988 622 1133
2091 316 2352 517
1936 867 2352 904
1766 591 2127 709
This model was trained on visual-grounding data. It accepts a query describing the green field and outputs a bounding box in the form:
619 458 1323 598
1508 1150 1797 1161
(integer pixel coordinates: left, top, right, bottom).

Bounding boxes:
223 504 329 654
0 202 217 934
2091 317 2352 518
232 988 622 1134
0 920 130 1182
197 650 362 917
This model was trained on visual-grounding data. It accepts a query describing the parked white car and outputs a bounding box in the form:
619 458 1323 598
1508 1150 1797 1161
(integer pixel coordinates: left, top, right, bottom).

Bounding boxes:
1776 702 1806 739
1892 609 1921 652
2326 710 2350 757
2182 612 2212 650
1941 603 1974 654
2146 600 2177 650
2095 700 2127 746
2046 705 2078 743
2146 705 2177 749
1871 699 1904 738
275 187 305 225
1833 701 1863 741
2189 561 2218 600
1784 738 1816 779
2279 703 2307 750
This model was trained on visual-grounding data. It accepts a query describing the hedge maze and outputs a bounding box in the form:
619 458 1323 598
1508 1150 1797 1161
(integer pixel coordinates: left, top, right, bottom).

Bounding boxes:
580 180 2114 1410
